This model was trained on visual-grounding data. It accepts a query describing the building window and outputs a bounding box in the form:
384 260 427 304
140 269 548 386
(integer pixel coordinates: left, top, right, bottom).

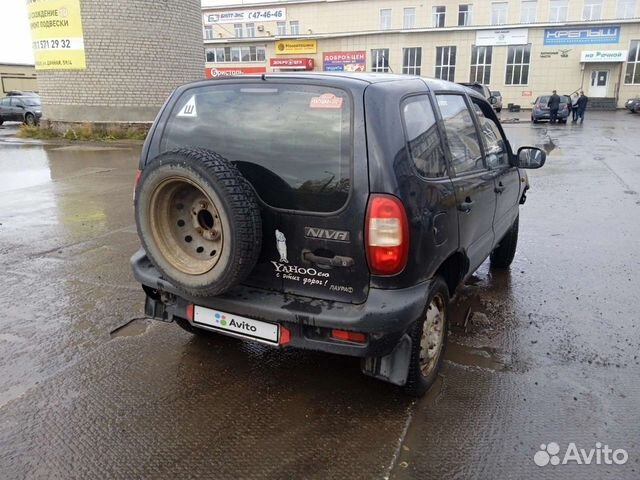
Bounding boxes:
470 46 492 84
246 23 256 37
290 21 300 35
435 46 456 81
277 21 286 35
403 7 416 28
432 6 446 27
549 0 568 21
583 0 603 20
458 5 472 26
380 9 392 30
371 48 391 72
521 1 537 23
204 26 214 40
205 46 266 63
617 0 637 18
234 23 243 38
505 44 531 85
625 40 640 84
492 2 508 24
403 47 422 75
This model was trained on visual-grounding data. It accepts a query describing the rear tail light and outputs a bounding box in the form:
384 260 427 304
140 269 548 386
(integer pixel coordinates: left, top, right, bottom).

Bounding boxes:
185 304 194 321
279 326 291 345
331 329 367 344
133 169 142 201
365 194 409 276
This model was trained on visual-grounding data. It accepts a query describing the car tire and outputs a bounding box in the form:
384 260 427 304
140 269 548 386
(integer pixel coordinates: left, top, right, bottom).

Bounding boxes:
490 215 519 269
24 113 36 126
496 108 502 113
404 276 449 398
135 148 262 297
560 119 567 124
531 117 538 124
0 119 4 126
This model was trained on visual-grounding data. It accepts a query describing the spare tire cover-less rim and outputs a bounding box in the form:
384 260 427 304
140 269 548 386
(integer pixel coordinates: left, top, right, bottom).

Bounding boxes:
135 148 262 297
149 175 225 275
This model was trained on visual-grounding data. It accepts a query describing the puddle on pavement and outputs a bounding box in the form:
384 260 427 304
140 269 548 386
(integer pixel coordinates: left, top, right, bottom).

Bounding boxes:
445 342 508 371
110 318 152 339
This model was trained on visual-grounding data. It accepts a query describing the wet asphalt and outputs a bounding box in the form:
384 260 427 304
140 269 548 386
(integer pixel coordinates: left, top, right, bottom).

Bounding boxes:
0 112 639 479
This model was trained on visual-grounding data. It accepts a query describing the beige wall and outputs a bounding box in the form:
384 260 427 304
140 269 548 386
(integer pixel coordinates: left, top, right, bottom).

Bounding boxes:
203 1 640 108
0 64 38 95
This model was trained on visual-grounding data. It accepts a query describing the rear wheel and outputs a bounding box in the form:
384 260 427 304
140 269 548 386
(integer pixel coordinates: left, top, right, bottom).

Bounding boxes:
490 216 519 268
404 276 449 397
25 113 36 126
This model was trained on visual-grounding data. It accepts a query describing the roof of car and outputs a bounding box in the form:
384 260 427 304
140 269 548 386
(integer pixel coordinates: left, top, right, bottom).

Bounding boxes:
192 72 475 94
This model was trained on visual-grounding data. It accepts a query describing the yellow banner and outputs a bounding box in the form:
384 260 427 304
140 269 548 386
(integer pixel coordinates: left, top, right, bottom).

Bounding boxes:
28 0 86 70
275 40 317 55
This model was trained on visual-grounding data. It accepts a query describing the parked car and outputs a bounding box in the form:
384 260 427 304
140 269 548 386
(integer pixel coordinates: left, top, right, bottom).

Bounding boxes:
5 90 39 97
625 97 640 113
531 95 570 123
458 82 501 112
0 95 42 126
131 73 545 396
491 90 503 112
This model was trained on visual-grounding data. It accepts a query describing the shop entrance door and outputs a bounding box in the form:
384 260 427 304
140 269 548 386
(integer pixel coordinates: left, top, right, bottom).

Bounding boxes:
589 70 609 97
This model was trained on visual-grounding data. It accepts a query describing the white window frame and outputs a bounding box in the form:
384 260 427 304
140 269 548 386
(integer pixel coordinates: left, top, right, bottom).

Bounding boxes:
380 9 392 30
583 0 603 20
491 2 508 25
617 0 637 18
234 23 243 38
625 40 640 84
403 47 422 75
520 1 537 23
277 21 286 35
505 44 531 85
458 4 473 26
470 46 492 84
435 46 456 81
206 46 266 63
371 48 391 72
204 25 214 40
432 6 446 28
549 0 568 21
289 20 300 35
403 7 416 29
245 23 256 37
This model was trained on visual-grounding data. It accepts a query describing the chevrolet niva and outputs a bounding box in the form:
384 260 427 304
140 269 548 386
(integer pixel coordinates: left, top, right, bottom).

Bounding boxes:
132 73 545 396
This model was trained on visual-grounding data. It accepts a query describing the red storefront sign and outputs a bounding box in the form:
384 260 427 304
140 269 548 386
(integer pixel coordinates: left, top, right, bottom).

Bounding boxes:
205 66 267 78
269 58 315 70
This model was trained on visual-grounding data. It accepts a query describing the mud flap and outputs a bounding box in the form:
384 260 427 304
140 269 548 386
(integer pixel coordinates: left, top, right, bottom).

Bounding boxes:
361 334 412 386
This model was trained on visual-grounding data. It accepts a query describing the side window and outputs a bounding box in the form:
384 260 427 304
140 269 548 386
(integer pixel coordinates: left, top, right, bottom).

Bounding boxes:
436 94 484 175
472 99 509 169
0 98 9 106
401 95 446 178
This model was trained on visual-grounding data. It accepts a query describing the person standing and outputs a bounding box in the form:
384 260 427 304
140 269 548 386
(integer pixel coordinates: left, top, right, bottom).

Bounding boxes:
571 92 579 122
576 91 589 123
547 90 561 124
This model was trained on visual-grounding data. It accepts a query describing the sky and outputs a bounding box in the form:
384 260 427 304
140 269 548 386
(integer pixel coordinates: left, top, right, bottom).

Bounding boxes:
0 0 34 64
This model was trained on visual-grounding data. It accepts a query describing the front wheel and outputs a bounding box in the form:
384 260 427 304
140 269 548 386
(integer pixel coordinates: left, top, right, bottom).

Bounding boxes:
404 276 449 397
496 108 502 113
24 113 36 126
490 216 519 268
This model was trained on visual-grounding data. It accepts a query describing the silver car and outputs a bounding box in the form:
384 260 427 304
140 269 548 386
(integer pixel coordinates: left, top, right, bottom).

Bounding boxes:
490 90 503 113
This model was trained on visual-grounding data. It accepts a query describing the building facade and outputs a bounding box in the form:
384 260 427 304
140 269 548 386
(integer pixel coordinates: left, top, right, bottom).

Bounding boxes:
0 63 38 95
202 0 640 108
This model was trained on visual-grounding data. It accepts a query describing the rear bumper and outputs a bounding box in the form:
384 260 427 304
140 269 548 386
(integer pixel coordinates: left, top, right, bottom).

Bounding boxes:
532 110 569 120
131 249 429 358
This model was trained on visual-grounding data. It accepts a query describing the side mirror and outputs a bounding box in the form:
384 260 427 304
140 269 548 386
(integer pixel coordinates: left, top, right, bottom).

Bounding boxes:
489 96 497 105
516 147 546 169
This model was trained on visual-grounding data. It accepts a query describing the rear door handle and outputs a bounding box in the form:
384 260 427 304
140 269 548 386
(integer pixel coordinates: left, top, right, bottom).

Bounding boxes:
457 200 474 213
495 182 505 194
303 251 354 268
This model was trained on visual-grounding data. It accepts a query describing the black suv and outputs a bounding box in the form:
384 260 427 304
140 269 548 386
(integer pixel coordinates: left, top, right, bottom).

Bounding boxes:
132 73 545 396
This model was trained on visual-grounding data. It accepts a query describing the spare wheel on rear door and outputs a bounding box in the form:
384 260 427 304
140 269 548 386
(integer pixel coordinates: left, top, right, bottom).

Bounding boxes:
135 148 262 297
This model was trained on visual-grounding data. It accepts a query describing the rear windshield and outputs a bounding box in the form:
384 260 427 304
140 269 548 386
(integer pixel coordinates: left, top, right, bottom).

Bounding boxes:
539 95 569 104
160 83 352 212
492 91 501 96
21 98 41 107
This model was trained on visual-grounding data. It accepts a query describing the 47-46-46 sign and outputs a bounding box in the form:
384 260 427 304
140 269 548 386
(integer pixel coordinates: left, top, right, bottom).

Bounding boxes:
544 26 620 45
